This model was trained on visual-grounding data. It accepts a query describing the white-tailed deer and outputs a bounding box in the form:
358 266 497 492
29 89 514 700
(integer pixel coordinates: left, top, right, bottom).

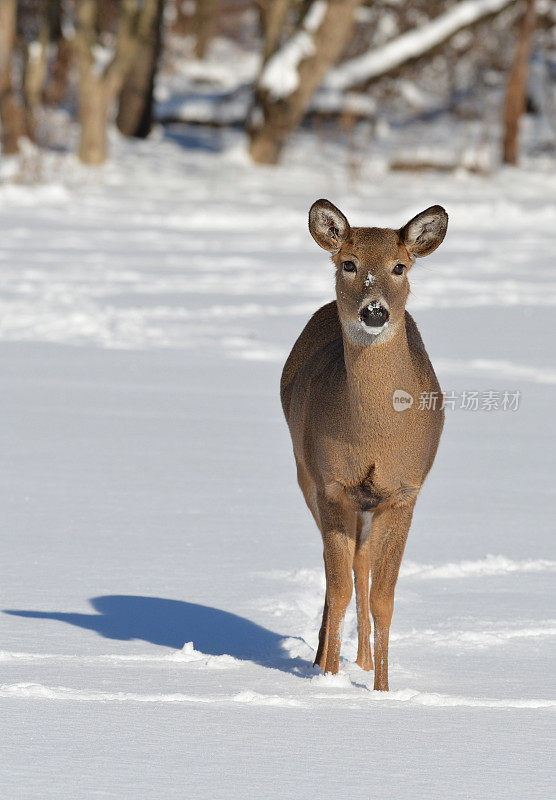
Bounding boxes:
280 200 447 690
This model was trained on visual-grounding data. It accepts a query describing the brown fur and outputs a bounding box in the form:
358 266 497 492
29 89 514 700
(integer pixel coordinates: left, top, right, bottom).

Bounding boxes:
280 200 447 690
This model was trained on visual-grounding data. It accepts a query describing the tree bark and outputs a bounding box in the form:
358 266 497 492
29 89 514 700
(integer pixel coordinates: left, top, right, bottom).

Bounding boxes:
503 0 536 165
44 35 71 107
0 0 25 155
193 0 218 60
261 0 293 62
43 0 71 107
78 78 110 164
249 0 363 165
116 0 164 138
23 28 49 141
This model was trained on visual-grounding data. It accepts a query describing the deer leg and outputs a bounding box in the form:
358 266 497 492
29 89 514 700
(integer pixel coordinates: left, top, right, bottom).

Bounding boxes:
317 494 356 674
295 463 329 669
313 597 329 669
369 501 415 691
353 514 373 671
296 460 321 528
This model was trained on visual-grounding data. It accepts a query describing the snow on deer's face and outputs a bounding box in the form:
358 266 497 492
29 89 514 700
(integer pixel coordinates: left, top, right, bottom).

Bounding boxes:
308 200 448 347
333 226 411 346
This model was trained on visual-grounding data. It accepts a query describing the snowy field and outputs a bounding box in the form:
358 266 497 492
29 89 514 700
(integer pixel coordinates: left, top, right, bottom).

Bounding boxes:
1 128 554 798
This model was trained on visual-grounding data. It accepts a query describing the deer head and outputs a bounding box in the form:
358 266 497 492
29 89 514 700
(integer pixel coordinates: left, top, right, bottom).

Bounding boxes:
309 199 448 347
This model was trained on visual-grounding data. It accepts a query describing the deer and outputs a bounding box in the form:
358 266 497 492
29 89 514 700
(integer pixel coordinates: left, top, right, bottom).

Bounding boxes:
280 200 448 691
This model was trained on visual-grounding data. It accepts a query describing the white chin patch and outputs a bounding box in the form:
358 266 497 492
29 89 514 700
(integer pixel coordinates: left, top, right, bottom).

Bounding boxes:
360 320 388 335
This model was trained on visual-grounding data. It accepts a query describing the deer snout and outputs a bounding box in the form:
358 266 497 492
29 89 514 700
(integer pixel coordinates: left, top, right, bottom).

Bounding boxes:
359 300 390 332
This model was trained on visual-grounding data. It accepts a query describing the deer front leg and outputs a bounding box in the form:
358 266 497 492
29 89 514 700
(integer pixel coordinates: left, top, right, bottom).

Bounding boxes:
353 518 373 671
369 501 415 690
316 494 356 674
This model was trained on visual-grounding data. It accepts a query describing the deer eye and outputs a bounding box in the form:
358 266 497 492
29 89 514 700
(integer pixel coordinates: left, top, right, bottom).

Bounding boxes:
342 260 356 273
392 264 406 276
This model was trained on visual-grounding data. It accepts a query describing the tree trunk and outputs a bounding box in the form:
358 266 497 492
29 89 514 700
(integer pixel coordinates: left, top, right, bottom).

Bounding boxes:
193 0 218 60
261 0 292 62
23 32 49 141
44 35 71 107
503 0 536 165
0 0 24 155
116 0 164 138
44 0 70 107
78 79 110 164
22 0 66 138
249 0 363 164
172 0 194 35
75 0 158 164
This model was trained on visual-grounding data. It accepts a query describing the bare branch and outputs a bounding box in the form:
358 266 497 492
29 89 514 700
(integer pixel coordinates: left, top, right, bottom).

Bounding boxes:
325 0 519 92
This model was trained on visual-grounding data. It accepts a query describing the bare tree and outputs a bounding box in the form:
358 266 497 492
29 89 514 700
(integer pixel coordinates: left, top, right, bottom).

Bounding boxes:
249 0 363 164
247 0 521 164
75 0 160 164
503 0 536 164
0 0 25 154
116 0 165 138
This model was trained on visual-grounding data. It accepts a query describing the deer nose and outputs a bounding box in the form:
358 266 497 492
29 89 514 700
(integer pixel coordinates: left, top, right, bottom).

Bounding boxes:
359 302 390 329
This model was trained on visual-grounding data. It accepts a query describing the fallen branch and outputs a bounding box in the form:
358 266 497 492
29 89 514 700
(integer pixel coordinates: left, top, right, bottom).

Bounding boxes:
325 0 518 92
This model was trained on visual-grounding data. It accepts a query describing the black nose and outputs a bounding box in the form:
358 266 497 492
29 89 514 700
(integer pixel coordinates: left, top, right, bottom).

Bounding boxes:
359 304 389 328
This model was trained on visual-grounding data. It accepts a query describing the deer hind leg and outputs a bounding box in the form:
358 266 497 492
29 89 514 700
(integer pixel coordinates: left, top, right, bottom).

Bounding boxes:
369 501 415 691
313 597 329 670
353 513 373 671
294 462 330 669
315 492 356 674
296 460 321 528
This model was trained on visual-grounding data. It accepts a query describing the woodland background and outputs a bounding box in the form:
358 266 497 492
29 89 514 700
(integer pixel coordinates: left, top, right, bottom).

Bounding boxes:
0 0 554 173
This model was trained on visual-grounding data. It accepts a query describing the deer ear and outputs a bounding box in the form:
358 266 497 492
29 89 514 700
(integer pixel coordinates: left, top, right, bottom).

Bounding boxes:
309 199 350 253
400 205 448 257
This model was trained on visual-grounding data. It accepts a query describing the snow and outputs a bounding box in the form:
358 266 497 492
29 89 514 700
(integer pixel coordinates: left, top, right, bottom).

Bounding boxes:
365 271 375 286
326 0 516 91
155 34 379 125
0 128 554 798
259 1 328 100
28 40 44 62
156 36 259 125
92 43 114 78
401 554 556 579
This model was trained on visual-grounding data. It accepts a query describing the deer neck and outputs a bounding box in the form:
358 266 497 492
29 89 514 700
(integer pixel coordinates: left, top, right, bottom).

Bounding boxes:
341 320 412 426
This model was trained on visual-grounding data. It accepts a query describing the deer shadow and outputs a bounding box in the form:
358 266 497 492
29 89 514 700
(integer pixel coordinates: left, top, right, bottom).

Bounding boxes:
4 595 315 678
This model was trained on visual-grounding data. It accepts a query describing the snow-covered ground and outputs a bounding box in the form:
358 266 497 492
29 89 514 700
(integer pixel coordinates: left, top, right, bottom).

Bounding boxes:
1 128 554 798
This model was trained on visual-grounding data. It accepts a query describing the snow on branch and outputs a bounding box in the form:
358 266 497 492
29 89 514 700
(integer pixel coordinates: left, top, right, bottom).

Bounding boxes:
325 0 517 92
258 1 328 100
